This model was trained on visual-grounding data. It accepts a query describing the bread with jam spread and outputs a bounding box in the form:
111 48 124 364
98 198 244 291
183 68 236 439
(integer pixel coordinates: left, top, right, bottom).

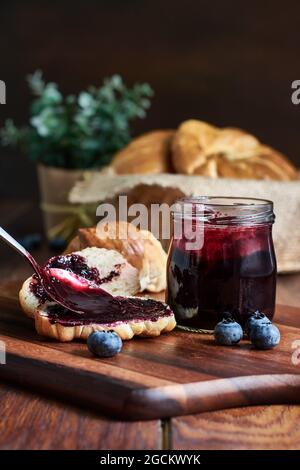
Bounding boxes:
19 247 176 342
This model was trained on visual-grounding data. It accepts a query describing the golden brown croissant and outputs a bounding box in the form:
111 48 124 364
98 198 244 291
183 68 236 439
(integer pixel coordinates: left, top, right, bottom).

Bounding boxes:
172 120 298 180
112 130 175 174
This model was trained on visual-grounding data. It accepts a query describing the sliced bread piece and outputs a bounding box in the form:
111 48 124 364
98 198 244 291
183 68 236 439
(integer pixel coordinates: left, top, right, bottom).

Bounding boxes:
33 296 176 341
19 246 140 319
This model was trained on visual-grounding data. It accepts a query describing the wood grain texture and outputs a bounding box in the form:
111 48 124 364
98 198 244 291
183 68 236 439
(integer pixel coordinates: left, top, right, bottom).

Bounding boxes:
0 382 161 450
171 405 300 450
0 282 300 420
1 193 300 447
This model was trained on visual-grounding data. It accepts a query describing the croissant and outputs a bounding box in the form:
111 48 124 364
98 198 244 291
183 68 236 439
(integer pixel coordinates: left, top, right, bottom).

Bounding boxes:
172 120 298 180
112 130 175 174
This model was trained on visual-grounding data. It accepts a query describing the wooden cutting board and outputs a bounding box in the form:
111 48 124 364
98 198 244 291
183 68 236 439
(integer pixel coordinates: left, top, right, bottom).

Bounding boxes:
0 281 300 421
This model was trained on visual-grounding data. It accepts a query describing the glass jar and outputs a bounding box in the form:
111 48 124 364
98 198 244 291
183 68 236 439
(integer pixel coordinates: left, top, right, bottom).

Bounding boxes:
167 197 277 331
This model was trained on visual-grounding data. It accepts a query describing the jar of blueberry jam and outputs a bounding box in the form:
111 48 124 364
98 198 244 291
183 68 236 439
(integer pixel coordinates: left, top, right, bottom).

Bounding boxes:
167 197 277 331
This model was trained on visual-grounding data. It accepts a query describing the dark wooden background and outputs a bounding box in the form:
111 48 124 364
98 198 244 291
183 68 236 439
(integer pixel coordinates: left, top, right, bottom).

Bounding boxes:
1 0 300 200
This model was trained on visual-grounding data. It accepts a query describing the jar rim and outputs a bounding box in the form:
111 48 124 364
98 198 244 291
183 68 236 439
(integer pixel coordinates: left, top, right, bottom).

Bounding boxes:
176 196 273 207
172 196 275 226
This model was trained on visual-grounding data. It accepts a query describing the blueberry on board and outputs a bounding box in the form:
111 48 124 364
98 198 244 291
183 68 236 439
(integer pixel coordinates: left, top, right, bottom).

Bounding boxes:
87 331 123 358
214 318 243 346
250 322 280 350
245 310 267 335
18 233 42 251
48 237 67 251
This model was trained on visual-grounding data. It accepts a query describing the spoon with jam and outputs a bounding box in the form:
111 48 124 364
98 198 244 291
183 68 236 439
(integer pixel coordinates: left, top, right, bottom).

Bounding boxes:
0 226 115 314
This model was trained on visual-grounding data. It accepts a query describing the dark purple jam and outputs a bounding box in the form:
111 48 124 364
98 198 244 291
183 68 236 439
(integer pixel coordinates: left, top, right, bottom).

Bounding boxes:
46 297 172 326
30 275 49 304
167 225 277 329
29 252 173 326
29 254 120 304
47 254 102 282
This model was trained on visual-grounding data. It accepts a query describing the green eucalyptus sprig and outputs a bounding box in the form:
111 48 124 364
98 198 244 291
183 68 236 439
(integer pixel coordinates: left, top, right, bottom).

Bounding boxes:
1 71 153 169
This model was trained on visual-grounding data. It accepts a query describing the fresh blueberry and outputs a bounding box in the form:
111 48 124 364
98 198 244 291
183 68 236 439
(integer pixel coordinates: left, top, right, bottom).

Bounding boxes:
48 237 67 251
245 311 267 336
214 318 243 346
18 233 42 251
250 322 280 350
87 331 123 358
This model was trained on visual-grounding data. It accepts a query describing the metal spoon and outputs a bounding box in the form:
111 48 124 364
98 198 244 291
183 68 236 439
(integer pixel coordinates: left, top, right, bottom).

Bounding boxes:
0 226 113 314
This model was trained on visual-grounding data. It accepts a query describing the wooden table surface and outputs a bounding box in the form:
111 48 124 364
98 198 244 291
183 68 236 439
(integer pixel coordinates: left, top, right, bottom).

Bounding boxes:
1 200 300 450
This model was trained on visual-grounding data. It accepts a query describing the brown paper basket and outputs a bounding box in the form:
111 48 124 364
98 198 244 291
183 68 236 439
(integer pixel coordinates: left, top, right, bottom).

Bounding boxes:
38 165 97 240
69 172 300 273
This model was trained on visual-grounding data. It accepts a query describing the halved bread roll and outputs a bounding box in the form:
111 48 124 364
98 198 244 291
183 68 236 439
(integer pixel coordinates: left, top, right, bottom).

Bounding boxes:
65 222 167 293
20 246 140 318
19 246 176 341
32 299 176 342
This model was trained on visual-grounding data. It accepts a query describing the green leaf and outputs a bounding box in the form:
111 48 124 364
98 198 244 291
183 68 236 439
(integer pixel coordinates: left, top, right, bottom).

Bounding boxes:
78 92 95 109
0 72 154 169
27 70 45 96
